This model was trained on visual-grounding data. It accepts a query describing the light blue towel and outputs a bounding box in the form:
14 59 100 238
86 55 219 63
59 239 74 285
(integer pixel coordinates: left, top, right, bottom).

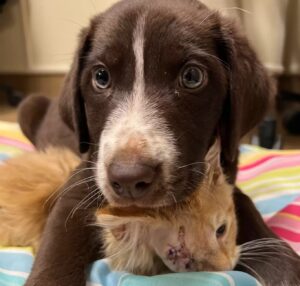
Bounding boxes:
0 249 260 286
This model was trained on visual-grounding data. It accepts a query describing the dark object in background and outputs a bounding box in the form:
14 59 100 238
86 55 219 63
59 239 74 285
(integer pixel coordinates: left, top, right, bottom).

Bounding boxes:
284 112 300 134
0 86 24 107
251 115 282 149
0 0 24 107
258 116 278 148
0 0 7 13
277 91 300 135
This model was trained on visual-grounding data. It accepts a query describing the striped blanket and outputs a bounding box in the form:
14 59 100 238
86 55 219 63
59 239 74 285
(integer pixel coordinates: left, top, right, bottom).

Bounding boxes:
1 121 300 285
238 145 300 255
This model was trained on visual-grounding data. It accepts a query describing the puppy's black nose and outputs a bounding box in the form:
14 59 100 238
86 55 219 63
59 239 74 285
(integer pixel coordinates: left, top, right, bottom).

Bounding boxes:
108 162 157 199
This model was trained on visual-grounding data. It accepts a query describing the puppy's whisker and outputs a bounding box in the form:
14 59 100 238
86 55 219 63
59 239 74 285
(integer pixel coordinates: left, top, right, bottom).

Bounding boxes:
65 187 100 228
56 176 97 204
81 160 98 166
44 168 97 208
69 187 99 216
83 198 99 213
240 238 293 251
60 175 97 195
60 18 86 29
198 10 218 27
177 161 207 169
219 7 252 15
236 261 265 286
191 169 206 176
84 190 102 210
240 248 300 262
80 141 100 148
239 256 280 273
167 191 178 206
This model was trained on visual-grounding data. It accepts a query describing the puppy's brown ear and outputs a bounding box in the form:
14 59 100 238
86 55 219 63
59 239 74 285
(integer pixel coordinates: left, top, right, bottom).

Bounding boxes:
59 26 93 153
217 17 275 163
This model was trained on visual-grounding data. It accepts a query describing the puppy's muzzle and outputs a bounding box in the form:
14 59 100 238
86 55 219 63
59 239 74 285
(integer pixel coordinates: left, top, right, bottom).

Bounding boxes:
108 159 159 199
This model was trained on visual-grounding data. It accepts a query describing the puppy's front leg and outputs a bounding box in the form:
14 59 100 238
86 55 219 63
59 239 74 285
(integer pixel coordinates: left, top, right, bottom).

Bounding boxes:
25 163 104 286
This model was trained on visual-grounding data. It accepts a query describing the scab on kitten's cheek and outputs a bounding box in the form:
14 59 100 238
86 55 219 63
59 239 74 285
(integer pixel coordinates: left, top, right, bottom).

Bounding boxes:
163 226 197 272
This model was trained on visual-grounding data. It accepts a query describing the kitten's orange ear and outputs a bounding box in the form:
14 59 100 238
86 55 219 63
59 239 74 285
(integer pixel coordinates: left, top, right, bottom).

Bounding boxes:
97 210 149 241
97 213 130 240
205 139 225 185
205 139 221 171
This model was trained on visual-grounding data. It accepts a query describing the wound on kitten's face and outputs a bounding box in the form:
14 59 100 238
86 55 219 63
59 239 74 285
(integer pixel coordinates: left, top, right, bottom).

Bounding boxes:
97 140 239 274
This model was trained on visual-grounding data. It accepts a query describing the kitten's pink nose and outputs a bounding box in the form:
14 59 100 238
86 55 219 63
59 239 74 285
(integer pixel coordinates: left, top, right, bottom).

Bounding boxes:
108 161 158 199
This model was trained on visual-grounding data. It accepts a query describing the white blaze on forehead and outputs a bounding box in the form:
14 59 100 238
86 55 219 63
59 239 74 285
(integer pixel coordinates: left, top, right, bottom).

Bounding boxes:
133 14 146 98
97 14 178 201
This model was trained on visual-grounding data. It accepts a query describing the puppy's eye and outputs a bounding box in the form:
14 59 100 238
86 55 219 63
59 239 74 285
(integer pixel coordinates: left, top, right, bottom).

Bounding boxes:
181 66 205 89
216 224 227 238
93 67 111 89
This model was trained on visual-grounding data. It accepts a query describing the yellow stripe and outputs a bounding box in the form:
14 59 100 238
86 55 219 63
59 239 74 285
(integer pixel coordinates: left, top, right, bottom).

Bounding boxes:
0 247 33 253
242 185 300 200
0 145 27 154
239 166 300 187
0 130 29 142
0 122 29 143
276 212 300 222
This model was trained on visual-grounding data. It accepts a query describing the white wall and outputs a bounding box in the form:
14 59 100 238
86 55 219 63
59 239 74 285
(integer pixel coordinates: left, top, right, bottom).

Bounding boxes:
0 0 299 75
0 0 28 73
0 0 119 74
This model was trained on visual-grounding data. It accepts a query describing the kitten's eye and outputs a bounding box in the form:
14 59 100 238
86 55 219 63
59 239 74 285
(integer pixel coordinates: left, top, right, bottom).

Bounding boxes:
93 67 111 89
216 224 227 238
180 66 205 89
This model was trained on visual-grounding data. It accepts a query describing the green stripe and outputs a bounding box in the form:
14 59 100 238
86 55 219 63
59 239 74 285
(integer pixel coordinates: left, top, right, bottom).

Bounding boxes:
0 273 26 286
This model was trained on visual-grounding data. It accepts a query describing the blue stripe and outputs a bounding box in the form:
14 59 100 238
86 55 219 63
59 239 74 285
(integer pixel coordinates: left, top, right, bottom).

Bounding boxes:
88 260 123 286
0 253 33 273
255 193 300 215
0 272 27 286
227 271 260 285
0 154 9 161
0 254 260 286
120 271 259 286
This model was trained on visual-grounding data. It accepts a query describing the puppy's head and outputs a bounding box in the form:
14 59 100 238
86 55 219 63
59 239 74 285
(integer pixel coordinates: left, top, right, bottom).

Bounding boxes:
60 0 274 207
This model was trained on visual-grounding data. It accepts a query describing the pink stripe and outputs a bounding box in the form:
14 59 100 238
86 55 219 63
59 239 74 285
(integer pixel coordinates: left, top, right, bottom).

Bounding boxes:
0 137 33 151
280 205 300 216
270 226 300 242
239 154 280 171
267 217 300 232
238 155 300 182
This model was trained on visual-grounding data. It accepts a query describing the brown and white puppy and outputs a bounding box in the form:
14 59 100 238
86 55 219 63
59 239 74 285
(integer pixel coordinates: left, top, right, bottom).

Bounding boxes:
20 0 273 209
62 0 273 208
98 141 239 275
17 0 294 285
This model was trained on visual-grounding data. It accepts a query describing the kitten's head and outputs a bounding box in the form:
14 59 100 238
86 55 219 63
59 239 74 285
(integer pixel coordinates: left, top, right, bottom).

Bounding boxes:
96 140 239 274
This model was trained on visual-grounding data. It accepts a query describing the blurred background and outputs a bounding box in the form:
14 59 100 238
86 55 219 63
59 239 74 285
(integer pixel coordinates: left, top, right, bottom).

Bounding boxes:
0 0 299 148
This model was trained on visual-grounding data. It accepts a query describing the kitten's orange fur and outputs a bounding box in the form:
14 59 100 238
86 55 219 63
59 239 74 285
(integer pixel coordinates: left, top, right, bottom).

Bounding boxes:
0 148 80 251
